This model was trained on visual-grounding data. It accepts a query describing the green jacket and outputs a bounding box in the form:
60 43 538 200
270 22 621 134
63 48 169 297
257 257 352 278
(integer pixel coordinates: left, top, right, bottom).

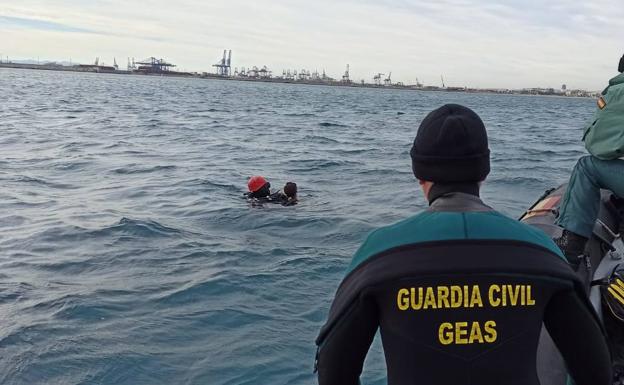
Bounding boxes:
583 73 624 159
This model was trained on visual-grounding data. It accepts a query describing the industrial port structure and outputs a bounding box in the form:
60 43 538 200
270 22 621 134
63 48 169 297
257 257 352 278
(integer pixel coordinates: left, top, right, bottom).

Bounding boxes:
0 50 598 97
212 50 232 76
201 50 421 89
0 50 426 89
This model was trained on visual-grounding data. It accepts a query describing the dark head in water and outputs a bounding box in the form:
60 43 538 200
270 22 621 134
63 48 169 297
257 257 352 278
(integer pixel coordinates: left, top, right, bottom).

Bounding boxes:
283 182 297 199
619 54 624 73
247 175 271 199
409 104 490 203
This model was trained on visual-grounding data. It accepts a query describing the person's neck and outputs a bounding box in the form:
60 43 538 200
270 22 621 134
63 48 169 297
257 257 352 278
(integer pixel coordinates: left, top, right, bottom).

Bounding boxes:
427 183 480 205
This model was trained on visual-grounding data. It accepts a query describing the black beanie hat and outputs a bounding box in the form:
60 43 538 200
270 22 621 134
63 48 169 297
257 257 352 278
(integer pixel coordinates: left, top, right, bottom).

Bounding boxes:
619 54 624 73
410 104 490 183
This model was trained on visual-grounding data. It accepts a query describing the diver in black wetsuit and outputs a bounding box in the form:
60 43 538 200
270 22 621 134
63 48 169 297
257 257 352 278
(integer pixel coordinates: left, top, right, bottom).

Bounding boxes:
315 105 611 385
245 177 298 206
245 175 272 200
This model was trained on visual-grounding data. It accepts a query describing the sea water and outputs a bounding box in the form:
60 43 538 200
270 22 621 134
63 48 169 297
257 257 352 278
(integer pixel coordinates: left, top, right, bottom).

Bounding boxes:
0 68 594 384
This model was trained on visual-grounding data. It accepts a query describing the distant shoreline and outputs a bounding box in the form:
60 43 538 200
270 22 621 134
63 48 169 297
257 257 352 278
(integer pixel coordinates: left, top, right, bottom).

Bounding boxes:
0 62 597 98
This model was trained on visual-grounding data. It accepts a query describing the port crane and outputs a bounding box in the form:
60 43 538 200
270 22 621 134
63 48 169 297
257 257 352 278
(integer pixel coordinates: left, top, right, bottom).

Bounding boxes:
135 57 176 73
248 65 271 79
299 69 311 81
373 73 384 86
341 64 350 83
213 50 232 76
259 66 271 78
384 72 392 86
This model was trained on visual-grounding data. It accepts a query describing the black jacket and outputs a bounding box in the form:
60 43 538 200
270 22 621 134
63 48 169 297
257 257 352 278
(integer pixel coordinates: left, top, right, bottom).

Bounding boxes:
316 193 611 385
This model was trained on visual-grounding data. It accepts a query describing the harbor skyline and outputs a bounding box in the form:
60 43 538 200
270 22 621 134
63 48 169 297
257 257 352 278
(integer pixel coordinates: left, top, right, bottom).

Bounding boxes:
1 0 623 90
0 54 599 97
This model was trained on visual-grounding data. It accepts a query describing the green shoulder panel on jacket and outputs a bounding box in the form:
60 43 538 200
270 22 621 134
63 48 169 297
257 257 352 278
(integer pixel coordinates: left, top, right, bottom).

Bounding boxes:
346 210 564 274
584 73 624 160
608 73 624 87
464 211 564 257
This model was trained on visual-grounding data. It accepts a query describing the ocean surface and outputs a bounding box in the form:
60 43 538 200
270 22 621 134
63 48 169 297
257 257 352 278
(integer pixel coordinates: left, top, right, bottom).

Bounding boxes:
0 68 595 385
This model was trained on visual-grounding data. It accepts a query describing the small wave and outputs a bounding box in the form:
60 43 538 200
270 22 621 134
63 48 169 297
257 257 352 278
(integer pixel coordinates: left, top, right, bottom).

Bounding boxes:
60 141 97 150
295 307 327 323
155 275 238 305
6 198 57 209
35 259 100 275
522 148 563 156
26 293 82 313
0 215 27 228
52 160 92 171
356 168 413 176
196 308 272 329
302 135 341 144
489 175 545 185
0 282 35 303
200 180 240 192
318 122 348 127
285 161 356 172
101 141 134 150
111 165 176 175
328 147 374 155
294 158 358 167
13 176 77 190
53 299 128 322
0 324 45 349
106 217 184 238
30 218 185 246
283 112 315 117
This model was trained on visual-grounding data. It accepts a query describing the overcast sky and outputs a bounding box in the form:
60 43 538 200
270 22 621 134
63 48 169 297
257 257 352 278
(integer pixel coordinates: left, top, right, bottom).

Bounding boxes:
1 0 623 89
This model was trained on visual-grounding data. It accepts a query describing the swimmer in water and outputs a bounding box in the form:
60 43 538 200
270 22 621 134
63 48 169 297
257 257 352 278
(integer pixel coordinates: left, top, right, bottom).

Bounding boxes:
270 182 298 206
245 177 298 206
245 175 271 200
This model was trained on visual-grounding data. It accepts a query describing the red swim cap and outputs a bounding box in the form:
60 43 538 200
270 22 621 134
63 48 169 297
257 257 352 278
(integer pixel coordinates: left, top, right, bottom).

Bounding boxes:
248 176 267 192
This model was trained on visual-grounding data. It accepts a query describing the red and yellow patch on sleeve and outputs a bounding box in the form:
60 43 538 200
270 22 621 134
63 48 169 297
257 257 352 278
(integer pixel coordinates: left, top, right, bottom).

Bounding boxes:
598 96 607 110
